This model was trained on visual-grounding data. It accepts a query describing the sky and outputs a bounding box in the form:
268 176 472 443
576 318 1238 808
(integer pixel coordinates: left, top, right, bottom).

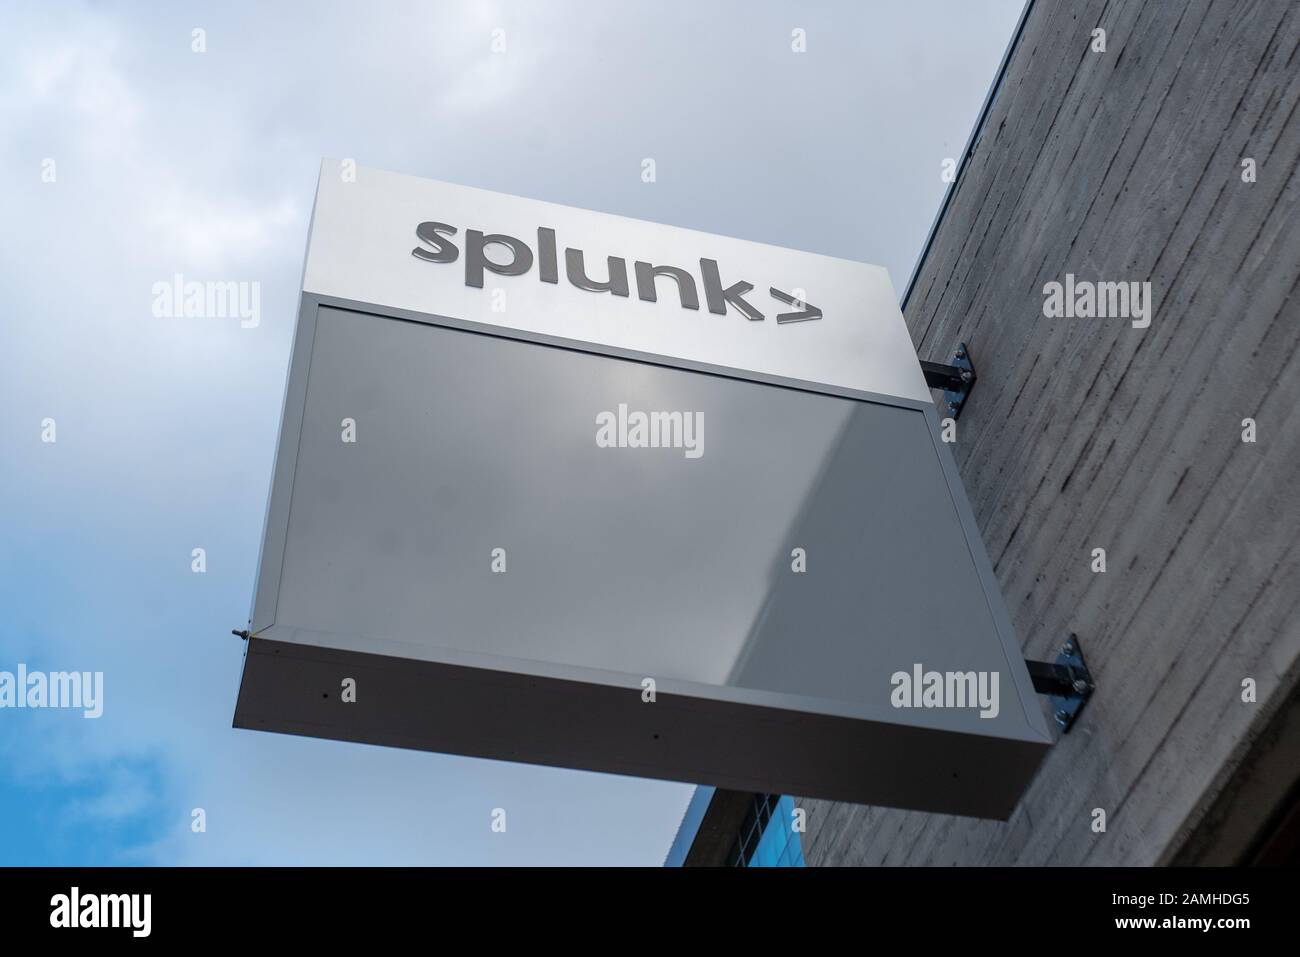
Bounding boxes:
0 0 1024 865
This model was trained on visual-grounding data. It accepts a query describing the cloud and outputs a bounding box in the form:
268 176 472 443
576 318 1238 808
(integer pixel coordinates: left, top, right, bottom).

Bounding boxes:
144 191 300 270
0 0 1023 866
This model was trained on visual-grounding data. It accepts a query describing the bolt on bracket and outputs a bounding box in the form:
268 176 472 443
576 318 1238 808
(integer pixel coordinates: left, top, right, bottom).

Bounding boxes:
1025 634 1095 733
920 342 976 419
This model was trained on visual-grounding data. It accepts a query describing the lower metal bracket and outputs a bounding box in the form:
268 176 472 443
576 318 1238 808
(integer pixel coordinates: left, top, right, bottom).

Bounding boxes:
1025 634 1095 733
920 342 976 420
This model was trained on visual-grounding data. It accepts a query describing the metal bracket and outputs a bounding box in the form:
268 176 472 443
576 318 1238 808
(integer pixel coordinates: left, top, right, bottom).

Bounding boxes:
921 342 976 420
1025 635 1095 733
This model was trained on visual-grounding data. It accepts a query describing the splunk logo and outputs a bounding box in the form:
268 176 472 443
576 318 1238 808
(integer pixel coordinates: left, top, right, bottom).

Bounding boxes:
595 403 703 459
890 664 1000 719
411 221 822 323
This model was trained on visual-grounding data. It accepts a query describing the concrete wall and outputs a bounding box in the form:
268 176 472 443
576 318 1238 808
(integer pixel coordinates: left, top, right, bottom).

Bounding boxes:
800 0 1300 866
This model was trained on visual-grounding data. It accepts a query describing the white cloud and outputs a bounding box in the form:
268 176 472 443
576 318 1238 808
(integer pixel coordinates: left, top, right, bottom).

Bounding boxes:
0 0 1025 866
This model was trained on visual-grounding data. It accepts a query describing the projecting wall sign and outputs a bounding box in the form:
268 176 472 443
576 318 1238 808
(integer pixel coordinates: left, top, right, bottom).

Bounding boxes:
234 160 1050 819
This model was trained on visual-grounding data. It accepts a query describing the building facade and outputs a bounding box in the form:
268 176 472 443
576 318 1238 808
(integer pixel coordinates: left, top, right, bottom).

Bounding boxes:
672 0 1300 867
666 788 804 867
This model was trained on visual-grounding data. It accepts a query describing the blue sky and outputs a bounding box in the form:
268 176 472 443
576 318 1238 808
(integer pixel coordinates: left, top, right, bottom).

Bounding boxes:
0 0 1023 865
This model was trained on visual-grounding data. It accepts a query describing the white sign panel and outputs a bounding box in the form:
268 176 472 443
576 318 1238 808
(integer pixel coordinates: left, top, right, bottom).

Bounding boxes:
302 162 930 403
235 161 1050 819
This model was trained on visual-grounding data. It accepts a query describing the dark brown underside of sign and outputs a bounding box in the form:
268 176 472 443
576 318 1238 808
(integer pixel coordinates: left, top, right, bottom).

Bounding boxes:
233 637 1048 819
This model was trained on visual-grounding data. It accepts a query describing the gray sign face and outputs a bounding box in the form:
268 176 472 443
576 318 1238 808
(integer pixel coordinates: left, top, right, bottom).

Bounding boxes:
235 162 1050 819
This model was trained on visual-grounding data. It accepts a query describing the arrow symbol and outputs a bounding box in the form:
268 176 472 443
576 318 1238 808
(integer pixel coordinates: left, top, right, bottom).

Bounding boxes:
770 288 822 323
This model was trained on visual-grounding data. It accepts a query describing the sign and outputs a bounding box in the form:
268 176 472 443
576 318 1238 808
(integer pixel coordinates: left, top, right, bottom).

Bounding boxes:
410 218 824 322
234 161 1051 819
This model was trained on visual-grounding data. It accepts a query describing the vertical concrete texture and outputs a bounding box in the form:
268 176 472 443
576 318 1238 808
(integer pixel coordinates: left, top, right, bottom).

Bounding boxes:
801 0 1300 865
